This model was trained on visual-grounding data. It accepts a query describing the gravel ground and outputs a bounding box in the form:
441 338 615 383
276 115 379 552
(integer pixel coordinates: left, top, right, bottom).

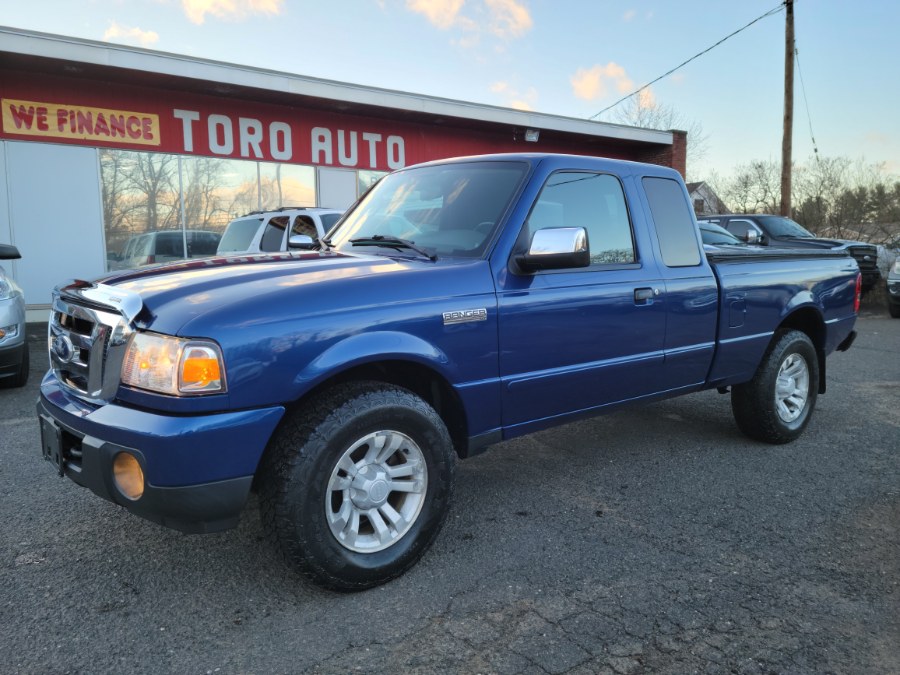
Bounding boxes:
1 310 897 674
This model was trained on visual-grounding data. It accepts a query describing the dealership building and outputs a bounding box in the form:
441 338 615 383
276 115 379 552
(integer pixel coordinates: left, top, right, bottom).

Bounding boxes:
0 27 686 319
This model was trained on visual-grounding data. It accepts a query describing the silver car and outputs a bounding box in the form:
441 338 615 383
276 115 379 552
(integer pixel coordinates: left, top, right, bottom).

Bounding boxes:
0 244 28 388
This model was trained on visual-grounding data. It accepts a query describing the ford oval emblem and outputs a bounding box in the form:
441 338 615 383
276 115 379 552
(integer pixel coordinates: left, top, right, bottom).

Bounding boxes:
52 335 75 363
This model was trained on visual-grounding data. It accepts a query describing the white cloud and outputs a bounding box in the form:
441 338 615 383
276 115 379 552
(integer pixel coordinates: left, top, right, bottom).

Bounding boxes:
636 87 656 108
622 9 636 21
103 22 160 46
406 0 532 43
485 0 532 38
570 62 634 101
182 0 283 25
405 0 466 29
490 80 537 110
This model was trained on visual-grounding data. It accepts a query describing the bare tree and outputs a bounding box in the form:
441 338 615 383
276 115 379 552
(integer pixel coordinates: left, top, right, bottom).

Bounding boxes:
610 96 709 180
182 157 227 229
719 160 781 213
125 153 179 232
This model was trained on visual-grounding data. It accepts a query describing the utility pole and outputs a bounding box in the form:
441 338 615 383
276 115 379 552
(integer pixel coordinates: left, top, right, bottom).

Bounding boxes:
780 0 794 216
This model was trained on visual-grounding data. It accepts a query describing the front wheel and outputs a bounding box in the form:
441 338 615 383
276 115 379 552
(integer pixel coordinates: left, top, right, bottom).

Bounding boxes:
731 330 820 444
259 382 456 591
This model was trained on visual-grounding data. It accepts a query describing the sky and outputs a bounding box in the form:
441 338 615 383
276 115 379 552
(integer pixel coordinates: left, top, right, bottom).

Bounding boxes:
2 0 898 180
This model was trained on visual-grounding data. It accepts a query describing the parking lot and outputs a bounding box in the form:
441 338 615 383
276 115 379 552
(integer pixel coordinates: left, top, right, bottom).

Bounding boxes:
2 310 898 674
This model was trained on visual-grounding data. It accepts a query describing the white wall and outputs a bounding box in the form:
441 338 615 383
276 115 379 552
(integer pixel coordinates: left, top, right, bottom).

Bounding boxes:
5 141 105 307
317 167 358 210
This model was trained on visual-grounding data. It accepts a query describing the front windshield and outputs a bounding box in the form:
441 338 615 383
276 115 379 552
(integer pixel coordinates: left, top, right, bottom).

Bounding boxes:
329 161 528 258
755 215 815 238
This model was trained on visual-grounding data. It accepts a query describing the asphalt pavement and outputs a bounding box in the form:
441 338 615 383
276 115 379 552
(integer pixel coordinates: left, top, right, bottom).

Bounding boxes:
1 309 898 674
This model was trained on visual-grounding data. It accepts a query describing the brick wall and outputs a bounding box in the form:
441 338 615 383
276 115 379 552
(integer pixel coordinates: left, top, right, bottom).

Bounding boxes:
637 129 688 177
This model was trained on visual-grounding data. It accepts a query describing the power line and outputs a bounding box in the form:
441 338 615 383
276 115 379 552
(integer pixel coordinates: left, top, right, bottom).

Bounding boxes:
794 46 820 162
590 2 786 120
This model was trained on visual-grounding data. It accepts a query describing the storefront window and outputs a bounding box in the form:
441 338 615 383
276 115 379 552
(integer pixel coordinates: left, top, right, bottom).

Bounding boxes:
180 155 257 232
101 151 320 270
100 149 180 269
259 162 316 210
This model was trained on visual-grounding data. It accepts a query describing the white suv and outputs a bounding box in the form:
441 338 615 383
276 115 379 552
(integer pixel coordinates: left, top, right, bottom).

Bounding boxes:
216 207 343 255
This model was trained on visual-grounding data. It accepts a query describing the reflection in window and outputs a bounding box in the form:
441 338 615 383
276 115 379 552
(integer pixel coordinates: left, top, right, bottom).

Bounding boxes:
527 172 635 265
259 162 316 210
100 149 180 269
99 150 331 270
358 170 388 197
181 156 257 231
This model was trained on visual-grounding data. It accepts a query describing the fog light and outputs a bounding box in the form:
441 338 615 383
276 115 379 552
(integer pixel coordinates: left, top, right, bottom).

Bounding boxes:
113 452 144 500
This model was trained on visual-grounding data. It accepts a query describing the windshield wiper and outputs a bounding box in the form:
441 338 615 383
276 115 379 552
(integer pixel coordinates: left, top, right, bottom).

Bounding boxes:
349 235 437 261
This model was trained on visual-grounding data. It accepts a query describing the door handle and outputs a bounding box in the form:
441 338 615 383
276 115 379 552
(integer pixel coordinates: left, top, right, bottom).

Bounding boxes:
634 287 657 302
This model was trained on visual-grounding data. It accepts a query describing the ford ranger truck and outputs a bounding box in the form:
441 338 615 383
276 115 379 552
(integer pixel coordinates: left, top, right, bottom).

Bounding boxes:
37 154 860 591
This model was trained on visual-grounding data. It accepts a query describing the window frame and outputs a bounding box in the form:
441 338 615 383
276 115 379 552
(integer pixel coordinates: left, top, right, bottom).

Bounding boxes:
515 169 639 274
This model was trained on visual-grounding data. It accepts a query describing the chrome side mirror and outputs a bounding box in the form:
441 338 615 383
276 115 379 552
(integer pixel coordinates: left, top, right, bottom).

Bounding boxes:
517 227 590 272
288 234 316 250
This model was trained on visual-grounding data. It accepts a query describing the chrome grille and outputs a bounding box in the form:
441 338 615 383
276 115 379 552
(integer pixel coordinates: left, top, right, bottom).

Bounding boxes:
847 245 878 272
48 282 140 404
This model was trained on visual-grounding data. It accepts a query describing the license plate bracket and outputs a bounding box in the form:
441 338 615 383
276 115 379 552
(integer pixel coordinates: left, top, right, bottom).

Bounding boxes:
39 415 66 477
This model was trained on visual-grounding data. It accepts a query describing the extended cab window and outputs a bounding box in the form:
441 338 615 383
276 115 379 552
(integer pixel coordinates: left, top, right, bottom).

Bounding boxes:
527 171 635 265
642 177 701 267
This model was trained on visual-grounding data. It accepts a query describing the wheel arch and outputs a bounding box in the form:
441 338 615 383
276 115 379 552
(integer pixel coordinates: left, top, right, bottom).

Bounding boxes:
294 358 470 458
775 305 827 394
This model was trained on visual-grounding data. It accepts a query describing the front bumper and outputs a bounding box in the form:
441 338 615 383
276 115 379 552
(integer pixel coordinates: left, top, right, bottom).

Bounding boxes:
0 340 26 379
37 373 285 533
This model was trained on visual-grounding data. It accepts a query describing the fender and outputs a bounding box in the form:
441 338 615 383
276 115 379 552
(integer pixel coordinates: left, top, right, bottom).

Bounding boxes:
291 330 457 395
780 290 822 322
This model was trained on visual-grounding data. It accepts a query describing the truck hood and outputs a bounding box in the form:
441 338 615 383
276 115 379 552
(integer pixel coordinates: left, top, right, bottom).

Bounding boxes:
97 251 487 336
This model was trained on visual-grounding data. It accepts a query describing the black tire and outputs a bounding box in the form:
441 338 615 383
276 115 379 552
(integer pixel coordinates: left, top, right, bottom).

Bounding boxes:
259 381 456 591
889 302 900 319
731 330 819 444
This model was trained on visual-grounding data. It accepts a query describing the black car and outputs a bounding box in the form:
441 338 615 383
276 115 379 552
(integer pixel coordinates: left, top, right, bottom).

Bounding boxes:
698 214 881 291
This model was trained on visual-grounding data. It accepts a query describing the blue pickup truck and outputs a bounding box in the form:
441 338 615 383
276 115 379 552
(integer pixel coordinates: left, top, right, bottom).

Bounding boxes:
38 154 860 590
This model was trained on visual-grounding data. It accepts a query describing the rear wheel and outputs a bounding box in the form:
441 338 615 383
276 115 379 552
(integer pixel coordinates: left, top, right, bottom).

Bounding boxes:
731 330 819 444
259 381 456 591
889 302 900 319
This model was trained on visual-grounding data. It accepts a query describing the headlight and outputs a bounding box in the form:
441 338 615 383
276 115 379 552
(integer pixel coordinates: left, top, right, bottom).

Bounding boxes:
892 261 900 275
0 278 11 301
121 332 226 395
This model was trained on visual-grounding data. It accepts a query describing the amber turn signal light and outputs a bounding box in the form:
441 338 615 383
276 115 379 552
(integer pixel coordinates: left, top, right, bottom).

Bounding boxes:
113 452 145 500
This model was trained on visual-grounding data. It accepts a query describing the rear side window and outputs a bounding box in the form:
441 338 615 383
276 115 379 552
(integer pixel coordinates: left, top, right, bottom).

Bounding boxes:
642 177 701 267
260 216 289 252
527 171 635 265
